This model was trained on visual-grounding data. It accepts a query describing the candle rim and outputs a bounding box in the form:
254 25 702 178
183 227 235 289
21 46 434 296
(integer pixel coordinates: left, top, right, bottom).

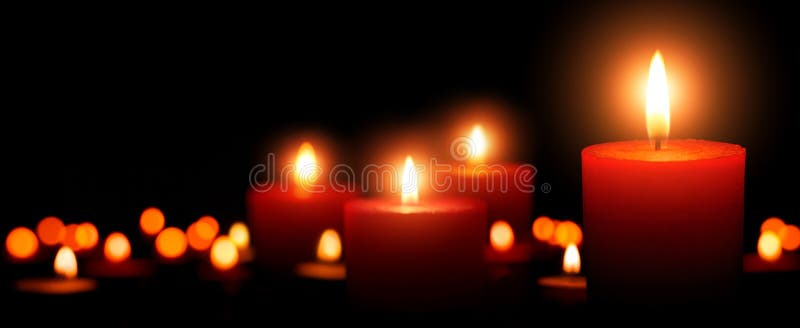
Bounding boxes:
583 139 745 162
345 197 486 215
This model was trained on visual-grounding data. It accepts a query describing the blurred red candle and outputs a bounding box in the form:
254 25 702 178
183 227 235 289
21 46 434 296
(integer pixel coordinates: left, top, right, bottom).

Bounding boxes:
445 125 534 243
345 156 487 310
582 51 745 303
247 142 356 273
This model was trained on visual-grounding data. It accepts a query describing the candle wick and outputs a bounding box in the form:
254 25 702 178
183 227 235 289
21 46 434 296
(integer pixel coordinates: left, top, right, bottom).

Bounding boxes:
654 139 662 151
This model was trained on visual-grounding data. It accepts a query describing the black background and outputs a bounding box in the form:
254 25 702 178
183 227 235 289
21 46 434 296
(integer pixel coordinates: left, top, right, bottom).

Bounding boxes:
5 3 798 254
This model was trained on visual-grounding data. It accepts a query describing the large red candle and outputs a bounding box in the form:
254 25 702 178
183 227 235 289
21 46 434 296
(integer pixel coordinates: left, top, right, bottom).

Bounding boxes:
582 51 745 303
444 125 534 242
247 142 356 274
345 156 488 310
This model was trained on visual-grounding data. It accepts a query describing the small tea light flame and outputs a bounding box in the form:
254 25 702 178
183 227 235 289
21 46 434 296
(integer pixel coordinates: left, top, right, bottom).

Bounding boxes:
490 220 515 252
104 232 131 263
317 229 342 263
758 231 782 262
54 246 78 279
563 244 581 274
210 236 239 271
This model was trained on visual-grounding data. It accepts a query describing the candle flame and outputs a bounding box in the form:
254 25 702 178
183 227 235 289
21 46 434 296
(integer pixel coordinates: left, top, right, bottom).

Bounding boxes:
210 236 239 271
54 246 78 279
646 50 670 145
401 155 419 205
563 244 581 274
317 229 342 263
295 142 320 186
758 231 782 262
104 232 131 263
468 124 488 163
228 221 250 250
490 220 515 252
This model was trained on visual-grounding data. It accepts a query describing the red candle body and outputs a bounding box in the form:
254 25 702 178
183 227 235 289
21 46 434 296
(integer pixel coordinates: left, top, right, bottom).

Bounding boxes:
247 186 356 273
444 163 534 242
582 140 745 303
344 197 487 311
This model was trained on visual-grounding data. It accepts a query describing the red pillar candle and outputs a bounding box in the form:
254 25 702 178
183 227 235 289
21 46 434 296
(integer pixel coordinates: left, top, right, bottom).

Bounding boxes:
445 125 534 243
345 156 488 311
247 142 356 273
582 51 745 303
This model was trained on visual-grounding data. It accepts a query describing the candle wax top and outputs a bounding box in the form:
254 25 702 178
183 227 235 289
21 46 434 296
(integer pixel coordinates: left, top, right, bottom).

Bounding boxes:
583 139 745 162
347 197 485 215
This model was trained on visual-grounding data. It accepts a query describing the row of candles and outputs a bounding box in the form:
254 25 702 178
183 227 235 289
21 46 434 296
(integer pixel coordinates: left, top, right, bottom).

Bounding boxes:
4 50 800 307
4 211 254 294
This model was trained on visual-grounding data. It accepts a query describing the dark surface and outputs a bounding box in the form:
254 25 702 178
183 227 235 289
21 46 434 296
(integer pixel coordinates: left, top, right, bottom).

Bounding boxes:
3 2 799 322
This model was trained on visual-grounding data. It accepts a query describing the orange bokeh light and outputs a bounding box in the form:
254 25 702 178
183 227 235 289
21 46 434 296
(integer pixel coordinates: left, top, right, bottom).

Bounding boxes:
554 221 583 248
54 246 78 279
76 222 99 250
228 222 250 250
761 217 785 235
104 232 131 263
140 207 165 236
6 227 38 260
210 236 239 271
490 220 515 252
532 216 555 241
36 216 66 246
155 227 188 259
197 216 219 239
62 224 81 250
779 224 800 251
187 221 216 251
758 231 782 263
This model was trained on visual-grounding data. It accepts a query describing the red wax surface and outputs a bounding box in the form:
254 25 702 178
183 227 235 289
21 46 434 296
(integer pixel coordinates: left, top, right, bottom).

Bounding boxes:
443 163 534 242
345 197 487 310
247 185 356 273
582 140 745 303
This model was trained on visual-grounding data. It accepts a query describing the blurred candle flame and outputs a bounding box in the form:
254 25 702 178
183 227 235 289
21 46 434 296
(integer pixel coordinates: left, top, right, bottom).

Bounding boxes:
104 232 131 263
228 222 250 250
55 246 78 279
210 236 239 271
563 244 581 274
401 156 419 205
295 142 320 185
646 50 670 145
490 220 515 252
758 231 782 262
468 124 488 163
316 229 342 263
